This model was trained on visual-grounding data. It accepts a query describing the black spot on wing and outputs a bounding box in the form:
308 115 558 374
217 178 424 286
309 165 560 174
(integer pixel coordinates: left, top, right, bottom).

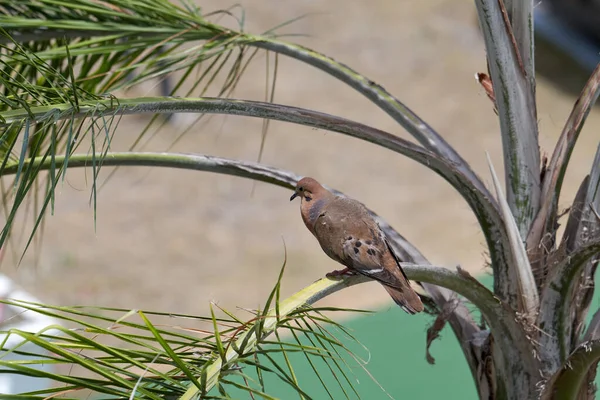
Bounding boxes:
355 241 362 247
366 248 376 256
354 247 359 254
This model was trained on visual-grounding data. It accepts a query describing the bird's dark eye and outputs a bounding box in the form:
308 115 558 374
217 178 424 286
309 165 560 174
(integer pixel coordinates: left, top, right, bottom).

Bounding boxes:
298 186 304 191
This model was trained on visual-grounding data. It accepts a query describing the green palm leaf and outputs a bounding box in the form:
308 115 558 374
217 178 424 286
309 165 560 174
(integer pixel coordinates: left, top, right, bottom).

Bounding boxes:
0 267 372 399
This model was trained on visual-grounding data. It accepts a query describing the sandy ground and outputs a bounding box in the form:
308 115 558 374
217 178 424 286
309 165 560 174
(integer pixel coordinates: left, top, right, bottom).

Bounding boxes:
2 0 600 317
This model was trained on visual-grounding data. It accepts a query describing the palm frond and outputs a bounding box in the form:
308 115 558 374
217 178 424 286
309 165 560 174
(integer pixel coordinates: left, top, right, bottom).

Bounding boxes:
475 0 541 241
0 267 373 399
527 62 600 278
486 153 538 321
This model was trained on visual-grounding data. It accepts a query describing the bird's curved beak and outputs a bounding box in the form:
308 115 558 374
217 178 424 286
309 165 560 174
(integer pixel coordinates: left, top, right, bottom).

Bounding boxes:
290 191 299 201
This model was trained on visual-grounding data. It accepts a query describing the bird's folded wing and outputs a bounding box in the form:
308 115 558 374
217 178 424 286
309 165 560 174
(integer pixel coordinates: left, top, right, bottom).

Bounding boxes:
312 201 408 289
341 235 405 288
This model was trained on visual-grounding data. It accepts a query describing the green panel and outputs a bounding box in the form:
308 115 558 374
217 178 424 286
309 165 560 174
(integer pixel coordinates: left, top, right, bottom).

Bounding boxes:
320 304 479 399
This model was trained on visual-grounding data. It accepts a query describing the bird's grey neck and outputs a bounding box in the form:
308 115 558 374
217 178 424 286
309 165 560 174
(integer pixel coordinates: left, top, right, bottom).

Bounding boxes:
307 198 327 224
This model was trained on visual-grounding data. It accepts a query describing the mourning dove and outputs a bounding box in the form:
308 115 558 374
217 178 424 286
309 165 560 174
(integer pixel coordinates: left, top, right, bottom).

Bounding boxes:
290 177 424 314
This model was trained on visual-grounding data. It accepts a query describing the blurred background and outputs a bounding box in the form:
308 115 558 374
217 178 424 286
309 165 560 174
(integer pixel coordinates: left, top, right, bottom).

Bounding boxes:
1 0 600 397
1 0 600 347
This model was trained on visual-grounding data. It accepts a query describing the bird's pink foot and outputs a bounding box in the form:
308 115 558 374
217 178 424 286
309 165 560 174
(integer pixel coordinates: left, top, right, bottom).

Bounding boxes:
326 268 357 279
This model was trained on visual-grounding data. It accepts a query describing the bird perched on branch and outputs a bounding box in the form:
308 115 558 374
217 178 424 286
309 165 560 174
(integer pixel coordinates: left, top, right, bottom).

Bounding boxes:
290 177 423 314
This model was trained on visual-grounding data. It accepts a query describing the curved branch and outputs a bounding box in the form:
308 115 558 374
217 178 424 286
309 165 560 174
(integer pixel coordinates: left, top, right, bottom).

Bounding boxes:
2 152 498 319
538 240 600 371
542 62 600 216
181 263 492 399
248 39 475 175
3 151 538 398
0 153 508 314
0 97 518 306
541 339 600 400
528 63 600 272
3 19 487 199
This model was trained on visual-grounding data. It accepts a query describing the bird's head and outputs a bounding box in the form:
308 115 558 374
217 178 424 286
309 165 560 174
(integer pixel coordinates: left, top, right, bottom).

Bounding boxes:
290 177 323 202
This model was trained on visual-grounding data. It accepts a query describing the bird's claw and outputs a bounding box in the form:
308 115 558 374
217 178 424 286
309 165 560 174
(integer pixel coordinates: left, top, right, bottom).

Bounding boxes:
326 268 356 279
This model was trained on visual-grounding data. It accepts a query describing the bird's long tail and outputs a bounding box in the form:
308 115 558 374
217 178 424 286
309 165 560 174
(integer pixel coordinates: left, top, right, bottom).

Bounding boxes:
383 239 424 314
382 283 424 314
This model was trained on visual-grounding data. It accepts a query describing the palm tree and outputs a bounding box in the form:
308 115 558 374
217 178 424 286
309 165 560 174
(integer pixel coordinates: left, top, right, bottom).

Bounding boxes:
0 1 599 399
